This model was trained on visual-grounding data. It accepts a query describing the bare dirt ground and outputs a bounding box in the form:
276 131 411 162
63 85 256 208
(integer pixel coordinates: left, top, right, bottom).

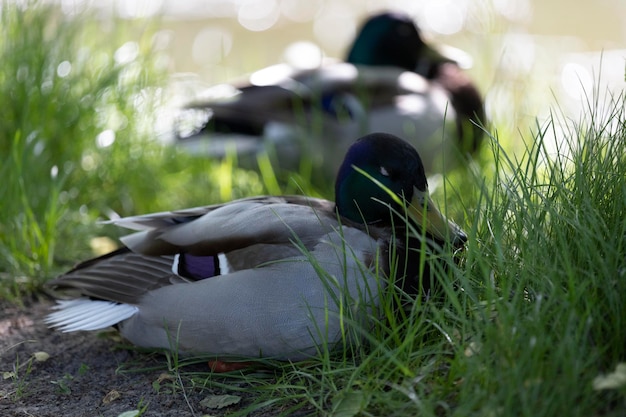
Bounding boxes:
0 297 309 417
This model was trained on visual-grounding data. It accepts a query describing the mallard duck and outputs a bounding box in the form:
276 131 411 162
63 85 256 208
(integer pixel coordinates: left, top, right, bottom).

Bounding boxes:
346 12 485 155
174 12 485 175
45 133 467 361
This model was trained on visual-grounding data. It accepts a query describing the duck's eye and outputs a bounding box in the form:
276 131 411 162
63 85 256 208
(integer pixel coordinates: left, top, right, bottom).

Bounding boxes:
380 166 391 177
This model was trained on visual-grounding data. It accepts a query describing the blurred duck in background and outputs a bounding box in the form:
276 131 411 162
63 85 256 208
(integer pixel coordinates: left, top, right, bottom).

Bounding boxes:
174 11 485 175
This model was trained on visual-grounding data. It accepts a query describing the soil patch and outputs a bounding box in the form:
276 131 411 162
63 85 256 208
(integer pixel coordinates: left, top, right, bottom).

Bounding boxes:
0 298 309 416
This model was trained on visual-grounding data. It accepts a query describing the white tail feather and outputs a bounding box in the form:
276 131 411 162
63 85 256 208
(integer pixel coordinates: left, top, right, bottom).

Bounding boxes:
45 299 137 332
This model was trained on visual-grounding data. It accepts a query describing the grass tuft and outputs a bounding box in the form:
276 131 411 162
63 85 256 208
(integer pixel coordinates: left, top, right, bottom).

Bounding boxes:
0 1 272 300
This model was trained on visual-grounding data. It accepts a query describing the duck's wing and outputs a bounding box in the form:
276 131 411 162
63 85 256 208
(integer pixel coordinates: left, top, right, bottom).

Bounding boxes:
105 196 297 231
46 196 338 304
177 64 313 142
182 84 306 136
175 63 448 152
46 248 180 304
111 195 336 255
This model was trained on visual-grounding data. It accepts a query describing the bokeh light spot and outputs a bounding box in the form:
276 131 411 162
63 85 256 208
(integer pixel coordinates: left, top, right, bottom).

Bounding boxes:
238 0 280 32
114 41 139 65
96 129 116 148
192 27 233 65
57 60 72 78
282 41 323 69
423 0 466 35
281 0 322 22
313 4 357 53
561 62 593 100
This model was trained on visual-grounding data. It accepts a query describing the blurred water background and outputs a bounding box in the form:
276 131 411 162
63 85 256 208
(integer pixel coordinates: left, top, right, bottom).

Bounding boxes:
53 0 625 153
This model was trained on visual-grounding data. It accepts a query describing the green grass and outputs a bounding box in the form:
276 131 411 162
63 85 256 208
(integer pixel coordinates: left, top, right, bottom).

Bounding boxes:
2 2 626 416
0 1 285 300
0 0 163 292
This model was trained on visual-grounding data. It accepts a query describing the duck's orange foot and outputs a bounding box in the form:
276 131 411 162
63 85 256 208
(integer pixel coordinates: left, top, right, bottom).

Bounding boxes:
208 360 255 373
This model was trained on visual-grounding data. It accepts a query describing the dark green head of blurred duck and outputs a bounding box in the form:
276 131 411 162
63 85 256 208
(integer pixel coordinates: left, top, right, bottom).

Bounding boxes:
346 12 426 71
346 12 486 154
